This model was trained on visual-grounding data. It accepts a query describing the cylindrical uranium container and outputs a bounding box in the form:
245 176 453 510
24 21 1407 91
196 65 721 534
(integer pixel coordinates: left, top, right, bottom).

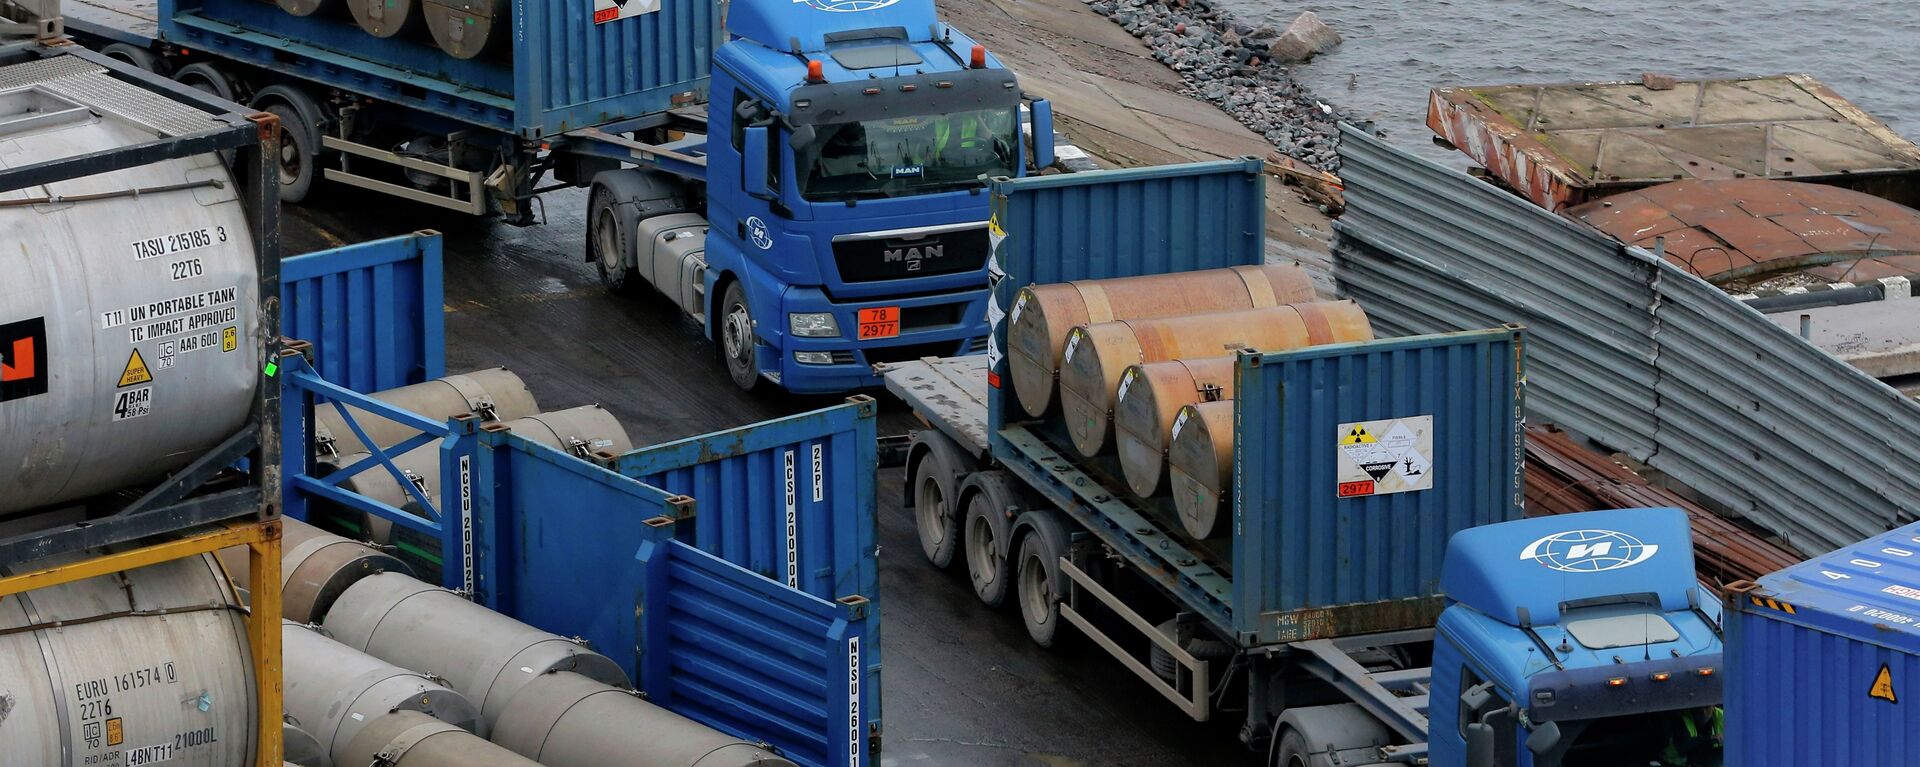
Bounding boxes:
0 94 260 515
1006 264 1315 419
491 671 797 767
1167 400 1237 541
1057 301 1371 458
0 553 256 766
424 0 509 59
313 367 537 457
276 0 337 17
282 620 483 759
347 0 424 38
284 721 330 767
323 572 630 728
1113 356 1238 498
216 515 415 623
339 711 542 767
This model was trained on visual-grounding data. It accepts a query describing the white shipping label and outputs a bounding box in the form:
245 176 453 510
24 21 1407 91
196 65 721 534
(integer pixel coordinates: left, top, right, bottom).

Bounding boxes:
1170 408 1191 442
112 387 153 422
130 225 226 261
811 443 825 503
1335 415 1434 499
1117 368 1136 402
1063 329 1083 362
1010 291 1027 328
784 450 799 589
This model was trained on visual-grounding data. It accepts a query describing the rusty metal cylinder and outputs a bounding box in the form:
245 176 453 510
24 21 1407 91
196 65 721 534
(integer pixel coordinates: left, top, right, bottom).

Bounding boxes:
322 571 630 728
283 620 483 760
491 671 797 767
218 515 413 623
1006 264 1315 419
1056 301 1372 457
1113 356 1238 498
347 0 425 38
424 0 509 59
314 367 537 458
340 711 542 767
1166 400 1236 540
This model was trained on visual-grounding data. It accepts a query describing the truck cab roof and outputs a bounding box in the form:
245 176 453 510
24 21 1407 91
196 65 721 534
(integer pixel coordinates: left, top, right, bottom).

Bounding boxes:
719 0 1012 115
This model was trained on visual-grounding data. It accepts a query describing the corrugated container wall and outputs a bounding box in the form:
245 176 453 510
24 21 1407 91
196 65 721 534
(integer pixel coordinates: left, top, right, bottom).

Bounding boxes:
1232 329 1525 643
1726 521 1920 766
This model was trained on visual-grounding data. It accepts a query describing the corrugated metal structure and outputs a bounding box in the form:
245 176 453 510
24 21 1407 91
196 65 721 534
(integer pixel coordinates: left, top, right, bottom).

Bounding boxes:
1724 522 1920 766
1333 125 1920 555
279 234 876 767
281 233 446 394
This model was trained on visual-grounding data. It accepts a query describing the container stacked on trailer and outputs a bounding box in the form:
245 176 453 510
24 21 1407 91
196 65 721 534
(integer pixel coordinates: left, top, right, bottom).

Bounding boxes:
268 0 507 60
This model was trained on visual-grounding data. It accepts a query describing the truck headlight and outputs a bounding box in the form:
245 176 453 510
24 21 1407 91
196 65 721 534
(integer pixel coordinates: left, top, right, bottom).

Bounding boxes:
794 351 835 365
788 312 840 338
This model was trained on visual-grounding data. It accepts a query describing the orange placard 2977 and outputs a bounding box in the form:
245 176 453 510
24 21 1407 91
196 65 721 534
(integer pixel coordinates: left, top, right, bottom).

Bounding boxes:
858 307 900 339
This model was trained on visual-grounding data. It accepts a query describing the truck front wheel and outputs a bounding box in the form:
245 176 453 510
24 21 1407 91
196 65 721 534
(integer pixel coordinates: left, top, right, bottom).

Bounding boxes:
718 281 761 392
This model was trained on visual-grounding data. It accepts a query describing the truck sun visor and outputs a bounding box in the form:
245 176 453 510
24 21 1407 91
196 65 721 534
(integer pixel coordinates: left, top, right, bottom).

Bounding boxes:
788 69 1020 126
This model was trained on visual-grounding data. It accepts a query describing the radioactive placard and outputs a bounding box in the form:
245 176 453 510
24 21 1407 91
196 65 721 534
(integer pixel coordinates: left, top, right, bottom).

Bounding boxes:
1871 664 1898 703
1336 415 1433 498
593 0 660 24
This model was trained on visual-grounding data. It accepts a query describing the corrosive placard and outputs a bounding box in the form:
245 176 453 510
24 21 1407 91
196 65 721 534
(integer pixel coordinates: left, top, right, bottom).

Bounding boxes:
1336 416 1433 498
593 0 660 24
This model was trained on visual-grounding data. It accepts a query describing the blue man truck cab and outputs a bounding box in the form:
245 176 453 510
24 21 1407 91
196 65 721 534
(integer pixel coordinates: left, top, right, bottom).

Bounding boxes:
587 0 1053 393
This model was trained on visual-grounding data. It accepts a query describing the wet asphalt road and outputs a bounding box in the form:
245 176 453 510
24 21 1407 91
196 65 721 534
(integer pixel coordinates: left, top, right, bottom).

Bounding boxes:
280 186 1250 767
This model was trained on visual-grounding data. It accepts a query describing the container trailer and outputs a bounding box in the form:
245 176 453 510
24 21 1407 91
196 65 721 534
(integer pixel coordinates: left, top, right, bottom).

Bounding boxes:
883 160 1727 765
53 0 1062 393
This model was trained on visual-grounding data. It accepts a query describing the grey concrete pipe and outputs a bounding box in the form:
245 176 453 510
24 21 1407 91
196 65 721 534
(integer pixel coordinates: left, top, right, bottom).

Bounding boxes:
282 620 483 761
491 671 797 767
217 515 413 623
339 711 543 767
322 571 629 727
313 367 537 457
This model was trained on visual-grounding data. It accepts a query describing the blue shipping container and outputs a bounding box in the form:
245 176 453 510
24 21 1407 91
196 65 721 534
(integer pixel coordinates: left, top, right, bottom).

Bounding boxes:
1726 521 1920 767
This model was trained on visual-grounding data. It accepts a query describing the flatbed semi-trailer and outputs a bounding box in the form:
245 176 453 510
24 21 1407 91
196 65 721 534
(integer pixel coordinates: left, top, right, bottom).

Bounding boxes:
884 160 1728 765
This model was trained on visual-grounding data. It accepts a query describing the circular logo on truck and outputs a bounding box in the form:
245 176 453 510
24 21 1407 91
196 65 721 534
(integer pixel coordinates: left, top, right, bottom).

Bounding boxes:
746 216 774 251
1520 529 1660 573
791 0 904 12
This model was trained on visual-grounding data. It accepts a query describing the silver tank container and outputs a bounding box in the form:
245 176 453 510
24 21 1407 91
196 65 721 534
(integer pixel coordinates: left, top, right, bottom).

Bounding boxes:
339 710 543 767
283 720 330 767
491 671 797 767
323 571 630 727
217 515 414 623
0 553 256 766
0 82 260 514
282 620 483 759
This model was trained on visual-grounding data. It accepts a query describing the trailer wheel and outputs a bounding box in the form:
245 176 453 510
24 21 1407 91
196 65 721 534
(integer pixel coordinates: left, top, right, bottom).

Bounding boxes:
1014 512 1071 648
589 184 644 295
173 63 237 103
263 104 316 204
961 472 1018 607
910 445 962 569
100 43 166 75
1271 728 1330 767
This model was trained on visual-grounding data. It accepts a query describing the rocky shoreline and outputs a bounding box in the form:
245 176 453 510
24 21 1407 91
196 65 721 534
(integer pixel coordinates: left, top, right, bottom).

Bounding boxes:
1084 0 1346 170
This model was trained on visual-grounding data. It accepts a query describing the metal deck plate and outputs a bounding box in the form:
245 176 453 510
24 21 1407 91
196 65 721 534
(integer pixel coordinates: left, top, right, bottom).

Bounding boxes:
0 54 221 136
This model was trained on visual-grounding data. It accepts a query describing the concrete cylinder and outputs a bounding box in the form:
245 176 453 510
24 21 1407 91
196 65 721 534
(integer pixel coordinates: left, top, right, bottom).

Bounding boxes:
347 0 424 38
323 572 630 728
424 0 508 59
282 620 483 760
1167 400 1236 540
313 367 537 458
1057 301 1371 457
1113 356 1237 498
1006 264 1315 419
284 721 330 767
339 711 542 767
491 671 797 767
0 553 255 766
217 515 413 623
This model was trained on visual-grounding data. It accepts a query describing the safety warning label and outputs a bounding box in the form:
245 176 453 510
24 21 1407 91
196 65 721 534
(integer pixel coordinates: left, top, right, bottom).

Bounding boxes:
118 349 153 387
593 0 660 24
1336 415 1433 498
1870 664 1898 703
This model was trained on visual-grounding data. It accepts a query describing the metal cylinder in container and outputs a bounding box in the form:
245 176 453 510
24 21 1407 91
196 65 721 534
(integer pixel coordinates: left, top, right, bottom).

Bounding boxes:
275 0 338 17
282 620 483 759
284 721 330 767
323 571 630 728
314 367 537 458
0 86 260 515
491 671 797 767
1005 264 1315 419
1056 301 1372 458
1167 400 1236 540
0 553 255 766
347 0 425 38
424 0 509 59
1113 356 1237 498
217 515 414 623
339 710 542 767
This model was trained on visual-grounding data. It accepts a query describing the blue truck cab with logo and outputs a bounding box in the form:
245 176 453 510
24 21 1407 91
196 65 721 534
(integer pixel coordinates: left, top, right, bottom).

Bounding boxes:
587 0 1053 392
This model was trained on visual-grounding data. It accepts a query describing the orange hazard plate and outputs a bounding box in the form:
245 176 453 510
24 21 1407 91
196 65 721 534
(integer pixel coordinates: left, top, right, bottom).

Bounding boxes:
858 307 900 339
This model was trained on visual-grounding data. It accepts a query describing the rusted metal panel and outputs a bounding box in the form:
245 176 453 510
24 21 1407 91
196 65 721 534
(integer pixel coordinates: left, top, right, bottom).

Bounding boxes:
1428 75 1920 211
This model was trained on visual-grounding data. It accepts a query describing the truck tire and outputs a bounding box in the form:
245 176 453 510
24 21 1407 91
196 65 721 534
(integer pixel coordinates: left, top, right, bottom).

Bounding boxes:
173 62 238 102
589 184 644 296
909 435 965 569
1271 728 1332 767
264 104 316 204
101 43 166 75
961 472 1019 607
717 280 760 392
1014 511 1071 648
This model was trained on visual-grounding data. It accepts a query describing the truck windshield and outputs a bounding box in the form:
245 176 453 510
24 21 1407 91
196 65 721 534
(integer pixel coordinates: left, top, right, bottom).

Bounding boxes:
797 107 1017 201
1539 708 1724 767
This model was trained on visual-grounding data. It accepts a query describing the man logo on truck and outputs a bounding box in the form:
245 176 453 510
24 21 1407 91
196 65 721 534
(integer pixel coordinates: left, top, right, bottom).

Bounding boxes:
793 0 904 12
884 244 942 270
1521 529 1659 573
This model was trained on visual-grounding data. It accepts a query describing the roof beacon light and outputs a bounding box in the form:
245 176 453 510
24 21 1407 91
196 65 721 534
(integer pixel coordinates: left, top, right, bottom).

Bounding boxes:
970 44 987 69
806 60 825 84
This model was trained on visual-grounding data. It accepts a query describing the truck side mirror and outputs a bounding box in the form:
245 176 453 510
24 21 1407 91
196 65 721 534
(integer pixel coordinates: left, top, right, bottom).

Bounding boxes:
1526 720 1562 755
1464 722 1496 767
743 124 772 200
1028 98 1055 170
